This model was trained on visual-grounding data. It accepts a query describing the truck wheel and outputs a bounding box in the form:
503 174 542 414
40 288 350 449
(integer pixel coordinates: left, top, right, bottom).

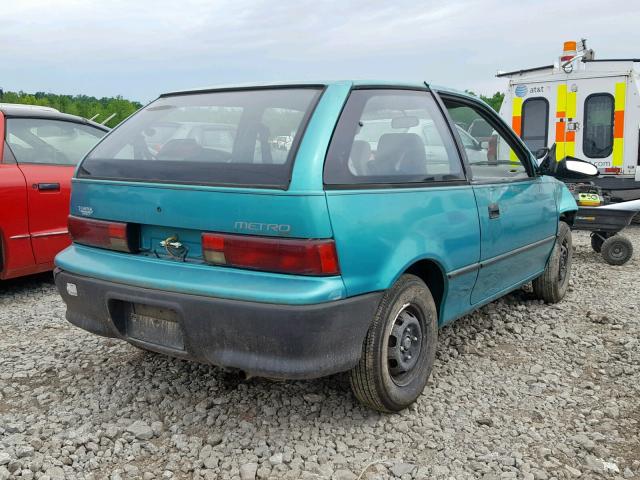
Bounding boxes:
350 274 437 412
590 233 605 253
533 222 572 304
601 235 633 265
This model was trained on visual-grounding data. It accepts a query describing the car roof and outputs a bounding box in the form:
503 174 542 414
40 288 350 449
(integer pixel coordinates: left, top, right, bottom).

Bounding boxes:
160 80 480 102
0 103 109 131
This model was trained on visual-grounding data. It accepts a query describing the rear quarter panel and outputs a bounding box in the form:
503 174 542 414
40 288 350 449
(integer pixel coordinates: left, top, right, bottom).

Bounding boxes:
326 185 481 324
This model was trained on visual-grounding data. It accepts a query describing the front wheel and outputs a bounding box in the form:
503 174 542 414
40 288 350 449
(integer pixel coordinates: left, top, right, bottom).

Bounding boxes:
533 221 573 303
350 274 438 412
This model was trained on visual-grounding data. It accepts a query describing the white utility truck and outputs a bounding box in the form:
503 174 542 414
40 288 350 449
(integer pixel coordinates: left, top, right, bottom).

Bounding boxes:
498 40 640 201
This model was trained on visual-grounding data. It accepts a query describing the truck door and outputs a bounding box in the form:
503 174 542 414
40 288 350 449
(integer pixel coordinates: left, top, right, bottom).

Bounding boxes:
567 76 629 175
5 117 107 265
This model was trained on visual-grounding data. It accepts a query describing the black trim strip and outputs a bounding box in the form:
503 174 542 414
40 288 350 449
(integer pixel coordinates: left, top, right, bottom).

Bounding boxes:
447 235 556 279
447 262 480 279
325 179 468 191
481 235 555 268
352 85 430 92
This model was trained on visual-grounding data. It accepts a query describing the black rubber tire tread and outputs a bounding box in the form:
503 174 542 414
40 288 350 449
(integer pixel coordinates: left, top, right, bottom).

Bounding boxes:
349 274 437 412
532 221 572 304
601 235 633 266
590 234 604 253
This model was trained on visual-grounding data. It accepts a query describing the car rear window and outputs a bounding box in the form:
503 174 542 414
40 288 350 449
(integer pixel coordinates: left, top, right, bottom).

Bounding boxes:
79 88 323 188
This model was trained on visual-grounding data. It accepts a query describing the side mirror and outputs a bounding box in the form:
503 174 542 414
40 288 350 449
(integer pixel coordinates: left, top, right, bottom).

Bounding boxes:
540 155 599 179
563 157 599 177
480 141 489 150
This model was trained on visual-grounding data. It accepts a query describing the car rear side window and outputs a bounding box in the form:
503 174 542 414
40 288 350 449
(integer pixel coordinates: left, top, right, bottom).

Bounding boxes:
583 93 614 158
6 118 106 166
324 89 463 185
79 88 322 188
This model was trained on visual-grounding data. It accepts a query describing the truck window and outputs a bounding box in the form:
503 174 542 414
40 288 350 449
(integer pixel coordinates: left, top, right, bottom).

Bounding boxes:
583 93 614 158
324 89 463 185
521 97 549 153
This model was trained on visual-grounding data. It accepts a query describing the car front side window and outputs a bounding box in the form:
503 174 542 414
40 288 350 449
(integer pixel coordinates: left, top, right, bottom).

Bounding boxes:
443 98 531 181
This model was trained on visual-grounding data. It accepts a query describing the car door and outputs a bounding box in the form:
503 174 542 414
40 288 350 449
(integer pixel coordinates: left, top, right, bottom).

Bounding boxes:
5 117 107 265
441 94 558 304
0 114 36 279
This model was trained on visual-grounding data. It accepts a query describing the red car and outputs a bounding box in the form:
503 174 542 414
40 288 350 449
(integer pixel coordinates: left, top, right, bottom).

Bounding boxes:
0 104 108 280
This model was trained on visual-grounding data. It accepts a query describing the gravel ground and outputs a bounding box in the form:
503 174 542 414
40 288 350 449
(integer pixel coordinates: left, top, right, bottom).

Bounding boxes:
1 228 638 480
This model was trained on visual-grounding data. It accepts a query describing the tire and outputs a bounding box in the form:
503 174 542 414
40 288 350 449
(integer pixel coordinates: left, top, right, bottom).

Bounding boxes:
590 233 605 253
349 274 438 412
533 221 572 304
601 235 633 265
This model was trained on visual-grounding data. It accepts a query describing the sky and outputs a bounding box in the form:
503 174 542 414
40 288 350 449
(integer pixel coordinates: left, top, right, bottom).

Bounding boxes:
2 0 639 103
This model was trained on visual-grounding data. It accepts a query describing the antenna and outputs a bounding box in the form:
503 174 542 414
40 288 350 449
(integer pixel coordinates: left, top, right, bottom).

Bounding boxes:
101 113 117 125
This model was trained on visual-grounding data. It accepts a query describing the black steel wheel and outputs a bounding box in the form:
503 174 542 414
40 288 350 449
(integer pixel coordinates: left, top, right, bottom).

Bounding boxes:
350 274 437 412
533 222 573 303
601 235 633 265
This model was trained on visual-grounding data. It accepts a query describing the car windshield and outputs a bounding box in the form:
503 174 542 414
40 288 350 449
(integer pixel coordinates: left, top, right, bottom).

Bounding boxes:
79 88 322 188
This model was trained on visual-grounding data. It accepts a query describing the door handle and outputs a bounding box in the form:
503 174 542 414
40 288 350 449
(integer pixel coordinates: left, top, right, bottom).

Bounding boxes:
33 183 60 191
488 203 500 219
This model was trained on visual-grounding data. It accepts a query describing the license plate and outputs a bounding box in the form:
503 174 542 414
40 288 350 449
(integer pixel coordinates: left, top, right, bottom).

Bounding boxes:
125 303 185 351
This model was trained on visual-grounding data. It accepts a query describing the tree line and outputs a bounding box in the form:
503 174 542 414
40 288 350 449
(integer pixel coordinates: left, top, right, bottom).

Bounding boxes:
0 90 143 128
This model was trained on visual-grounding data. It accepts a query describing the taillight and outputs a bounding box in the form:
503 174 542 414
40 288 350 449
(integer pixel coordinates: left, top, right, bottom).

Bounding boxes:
68 216 138 253
604 167 621 174
201 232 340 276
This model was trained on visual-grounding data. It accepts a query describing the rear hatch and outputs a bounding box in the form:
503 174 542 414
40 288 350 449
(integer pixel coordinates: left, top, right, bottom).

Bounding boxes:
70 86 336 273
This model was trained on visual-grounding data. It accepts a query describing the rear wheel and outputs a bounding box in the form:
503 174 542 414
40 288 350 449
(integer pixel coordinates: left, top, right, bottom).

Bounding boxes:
601 235 633 265
533 222 572 303
350 274 437 412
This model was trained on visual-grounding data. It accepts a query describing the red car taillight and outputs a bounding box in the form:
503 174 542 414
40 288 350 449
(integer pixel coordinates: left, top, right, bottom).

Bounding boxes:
201 232 340 276
68 216 138 253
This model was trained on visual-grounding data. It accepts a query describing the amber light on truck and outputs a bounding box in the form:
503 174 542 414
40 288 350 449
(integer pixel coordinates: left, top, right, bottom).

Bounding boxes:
201 232 340 276
68 216 138 253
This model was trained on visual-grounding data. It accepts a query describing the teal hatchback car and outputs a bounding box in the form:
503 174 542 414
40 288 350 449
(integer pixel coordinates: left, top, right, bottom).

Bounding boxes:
55 81 590 411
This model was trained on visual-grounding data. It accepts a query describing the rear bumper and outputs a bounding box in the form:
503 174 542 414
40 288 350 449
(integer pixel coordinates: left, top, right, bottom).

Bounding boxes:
54 268 382 379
